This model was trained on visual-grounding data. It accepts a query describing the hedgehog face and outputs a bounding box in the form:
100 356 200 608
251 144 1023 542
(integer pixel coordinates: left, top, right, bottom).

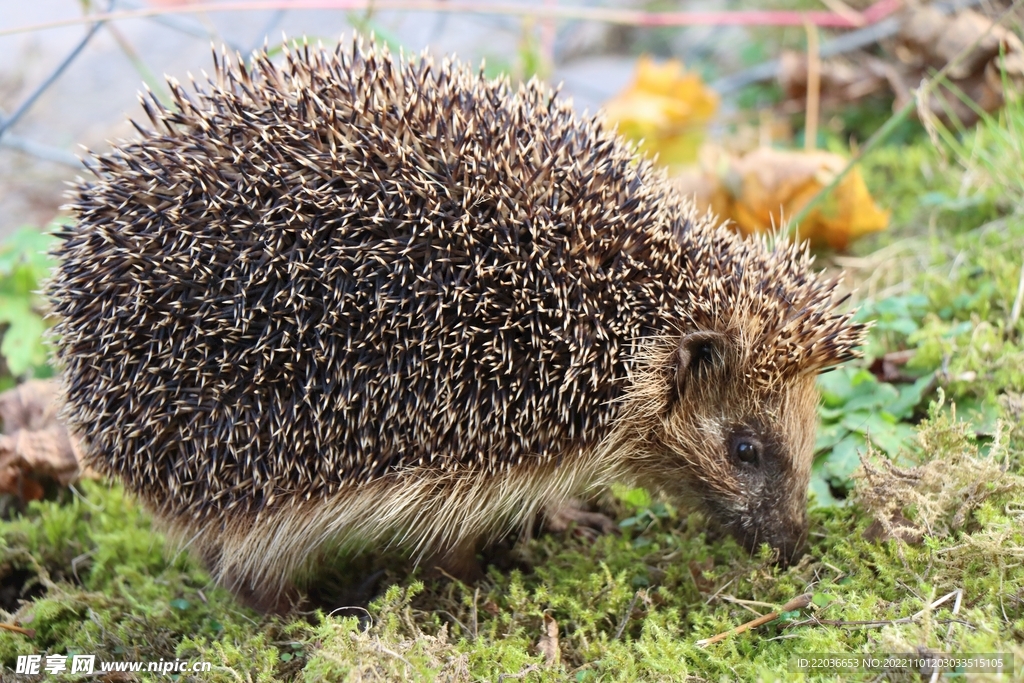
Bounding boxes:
656 331 820 565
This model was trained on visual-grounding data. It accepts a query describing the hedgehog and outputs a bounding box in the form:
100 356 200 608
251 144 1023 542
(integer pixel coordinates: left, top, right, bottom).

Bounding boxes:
48 37 866 614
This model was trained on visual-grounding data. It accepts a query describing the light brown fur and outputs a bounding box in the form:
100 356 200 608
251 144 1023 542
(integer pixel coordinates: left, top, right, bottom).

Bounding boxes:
160 425 635 611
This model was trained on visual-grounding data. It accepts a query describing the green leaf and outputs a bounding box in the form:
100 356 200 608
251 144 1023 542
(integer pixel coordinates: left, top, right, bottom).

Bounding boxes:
818 368 856 407
809 473 838 507
844 411 897 437
618 516 640 529
876 318 919 335
818 405 845 421
811 593 836 608
815 422 849 453
0 227 56 279
839 410 874 433
868 422 915 457
0 296 47 376
170 598 190 611
885 373 935 419
612 484 652 511
842 382 898 412
824 433 868 482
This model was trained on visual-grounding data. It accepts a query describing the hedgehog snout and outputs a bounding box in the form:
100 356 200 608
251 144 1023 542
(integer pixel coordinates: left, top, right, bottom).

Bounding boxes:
703 423 810 565
733 499 809 567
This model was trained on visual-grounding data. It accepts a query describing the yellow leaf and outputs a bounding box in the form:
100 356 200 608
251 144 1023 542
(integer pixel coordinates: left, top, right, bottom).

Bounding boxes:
603 57 718 167
672 147 889 250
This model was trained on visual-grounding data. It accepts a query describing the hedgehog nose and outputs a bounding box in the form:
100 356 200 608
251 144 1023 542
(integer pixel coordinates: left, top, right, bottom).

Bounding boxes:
769 517 808 567
771 532 806 568
742 515 807 567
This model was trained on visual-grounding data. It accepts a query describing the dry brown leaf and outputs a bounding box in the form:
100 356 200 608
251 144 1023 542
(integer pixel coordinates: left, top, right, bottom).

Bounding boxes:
602 56 718 168
536 613 560 667
673 146 889 250
779 50 892 104
897 8 1022 79
897 8 1024 126
779 8 1024 128
688 557 716 594
0 379 87 502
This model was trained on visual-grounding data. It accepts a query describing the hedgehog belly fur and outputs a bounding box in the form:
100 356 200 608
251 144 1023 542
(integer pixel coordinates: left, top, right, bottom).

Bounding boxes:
163 434 633 599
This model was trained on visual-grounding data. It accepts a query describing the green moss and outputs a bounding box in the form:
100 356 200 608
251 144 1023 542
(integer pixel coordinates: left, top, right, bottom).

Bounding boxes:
7 429 1022 681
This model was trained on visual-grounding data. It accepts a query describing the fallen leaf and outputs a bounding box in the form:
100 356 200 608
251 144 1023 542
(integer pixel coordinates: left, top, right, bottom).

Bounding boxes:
898 7 1022 80
779 49 892 104
778 8 1024 128
688 558 716 594
673 146 890 249
0 379 88 502
602 56 718 167
863 513 925 544
536 613 560 667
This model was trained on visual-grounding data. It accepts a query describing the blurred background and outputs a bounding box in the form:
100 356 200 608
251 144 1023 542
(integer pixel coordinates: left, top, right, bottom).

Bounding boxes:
8 0 1009 240
1 0 735 239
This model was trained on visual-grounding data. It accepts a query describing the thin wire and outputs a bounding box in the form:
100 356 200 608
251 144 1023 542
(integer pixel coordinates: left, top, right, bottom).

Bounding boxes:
0 0 116 140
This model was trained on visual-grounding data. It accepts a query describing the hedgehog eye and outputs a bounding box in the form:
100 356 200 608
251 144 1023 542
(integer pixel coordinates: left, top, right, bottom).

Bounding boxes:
730 436 761 466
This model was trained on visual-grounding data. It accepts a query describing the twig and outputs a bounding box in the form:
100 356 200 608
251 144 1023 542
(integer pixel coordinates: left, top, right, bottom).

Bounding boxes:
613 590 643 640
0 0 114 139
787 590 972 631
0 623 35 637
947 588 963 638
471 587 479 641
804 18 821 151
721 594 777 614
704 576 736 604
436 610 471 636
1009 261 1024 332
374 638 414 671
497 664 540 681
696 593 812 647
0 0 912 39
910 590 958 619
789 0 1024 230
789 617 978 629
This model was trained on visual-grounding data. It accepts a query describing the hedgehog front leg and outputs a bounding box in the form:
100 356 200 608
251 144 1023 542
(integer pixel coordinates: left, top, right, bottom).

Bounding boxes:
227 575 304 615
545 498 619 540
423 537 484 584
195 540 304 615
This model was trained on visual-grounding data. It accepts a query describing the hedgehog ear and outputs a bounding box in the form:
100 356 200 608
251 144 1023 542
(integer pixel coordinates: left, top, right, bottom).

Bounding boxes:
673 331 726 402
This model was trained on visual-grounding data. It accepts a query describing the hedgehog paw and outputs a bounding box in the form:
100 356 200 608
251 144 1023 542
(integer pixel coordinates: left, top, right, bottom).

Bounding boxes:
424 539 484 584
232 580 305 616
545 500 620 541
